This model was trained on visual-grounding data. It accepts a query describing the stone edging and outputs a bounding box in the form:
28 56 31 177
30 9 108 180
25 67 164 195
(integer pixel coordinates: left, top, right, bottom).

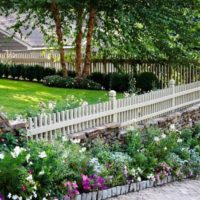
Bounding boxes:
72 175 199 200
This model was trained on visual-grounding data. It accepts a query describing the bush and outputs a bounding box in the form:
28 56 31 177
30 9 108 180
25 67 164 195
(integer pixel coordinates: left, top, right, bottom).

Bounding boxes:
43 75 102 90
0 125 200 198
89 72 130 92
136 72 161 92
88 72 105 85
0 63 57 81
0 131 27 152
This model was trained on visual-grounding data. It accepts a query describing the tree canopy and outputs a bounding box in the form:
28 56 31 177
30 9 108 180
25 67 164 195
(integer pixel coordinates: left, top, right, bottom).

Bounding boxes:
0 0 199 77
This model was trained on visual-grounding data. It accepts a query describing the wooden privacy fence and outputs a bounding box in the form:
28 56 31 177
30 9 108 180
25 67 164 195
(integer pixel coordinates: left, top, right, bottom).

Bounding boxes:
0 52 199 87
27 80 200 140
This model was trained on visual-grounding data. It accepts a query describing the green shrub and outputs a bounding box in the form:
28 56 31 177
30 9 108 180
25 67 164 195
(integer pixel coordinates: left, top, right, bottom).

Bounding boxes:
0 63 57 81
9 64 23 79
136 72 161 92
89 72 130 92
0 131 27 152
88 72 105 85
43 75 102 90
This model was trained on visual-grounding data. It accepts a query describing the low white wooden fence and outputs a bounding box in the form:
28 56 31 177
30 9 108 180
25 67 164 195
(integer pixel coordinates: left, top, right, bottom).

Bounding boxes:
27 80 200 140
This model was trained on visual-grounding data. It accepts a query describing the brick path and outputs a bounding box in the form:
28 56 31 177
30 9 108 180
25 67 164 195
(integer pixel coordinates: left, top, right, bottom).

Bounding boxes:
110 178 200 200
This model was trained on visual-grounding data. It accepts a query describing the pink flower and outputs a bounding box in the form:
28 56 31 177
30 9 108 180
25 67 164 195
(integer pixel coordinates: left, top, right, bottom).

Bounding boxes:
22 185 26 192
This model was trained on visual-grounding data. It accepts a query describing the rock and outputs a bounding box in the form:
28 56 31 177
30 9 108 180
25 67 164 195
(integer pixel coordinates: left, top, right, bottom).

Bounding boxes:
116 186 121 196
125 184 129 193
97 190 103 200
121 185 126 195
111 187 117 197
86 192 92 200
68 132 86 140
102 189 108 199
136 182 140 191
130 183 137 192
81 193 87 200
0 112 12 134
75 195 81 200
139 181 147 190
91 192 97 200
107 188 112 198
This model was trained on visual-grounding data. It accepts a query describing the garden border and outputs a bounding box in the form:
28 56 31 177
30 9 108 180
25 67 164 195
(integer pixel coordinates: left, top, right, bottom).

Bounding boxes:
70 174 200 200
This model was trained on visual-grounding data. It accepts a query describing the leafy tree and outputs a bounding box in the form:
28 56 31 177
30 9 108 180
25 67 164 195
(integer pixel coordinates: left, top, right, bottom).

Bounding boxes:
0 0 199 78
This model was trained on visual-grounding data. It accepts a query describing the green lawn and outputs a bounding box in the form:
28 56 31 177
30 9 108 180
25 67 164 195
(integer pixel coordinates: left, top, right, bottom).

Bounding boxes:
0 79 122 117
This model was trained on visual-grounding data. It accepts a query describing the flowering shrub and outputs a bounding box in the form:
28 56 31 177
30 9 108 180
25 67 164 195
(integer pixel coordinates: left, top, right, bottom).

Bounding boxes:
81 174 107 192
63 181 79 200
0 125 200 199
155 162 171 181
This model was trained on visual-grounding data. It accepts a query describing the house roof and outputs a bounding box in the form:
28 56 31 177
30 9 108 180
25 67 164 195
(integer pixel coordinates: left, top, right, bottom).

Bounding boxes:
0 14 74 50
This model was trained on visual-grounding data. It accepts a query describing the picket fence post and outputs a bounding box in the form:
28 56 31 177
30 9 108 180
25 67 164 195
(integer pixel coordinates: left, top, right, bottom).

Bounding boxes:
109 90 117 123
169 79 175 108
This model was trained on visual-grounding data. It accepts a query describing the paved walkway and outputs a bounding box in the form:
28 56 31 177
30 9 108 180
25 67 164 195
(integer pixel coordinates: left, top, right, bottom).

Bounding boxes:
110 178 200 200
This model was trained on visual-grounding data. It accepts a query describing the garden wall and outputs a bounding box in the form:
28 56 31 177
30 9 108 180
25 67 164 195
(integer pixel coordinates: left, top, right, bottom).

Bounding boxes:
68 104 200 144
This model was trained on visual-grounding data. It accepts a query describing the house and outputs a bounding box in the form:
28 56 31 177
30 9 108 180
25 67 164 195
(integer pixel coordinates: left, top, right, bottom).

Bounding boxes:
0 14 74 54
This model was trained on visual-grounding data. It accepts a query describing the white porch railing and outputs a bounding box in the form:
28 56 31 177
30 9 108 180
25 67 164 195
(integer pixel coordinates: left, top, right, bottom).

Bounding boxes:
27 80 200 140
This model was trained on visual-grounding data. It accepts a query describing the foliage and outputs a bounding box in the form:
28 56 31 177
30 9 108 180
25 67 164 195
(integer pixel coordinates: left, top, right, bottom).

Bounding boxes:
0 131 27 152
0 63 56 81
2 0 199 77
136 72 161 92
0 125 200 199
43 75 102 90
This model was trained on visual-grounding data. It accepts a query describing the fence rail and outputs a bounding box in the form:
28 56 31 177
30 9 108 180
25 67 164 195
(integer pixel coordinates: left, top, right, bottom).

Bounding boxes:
27 80 200 140
0 52 199 87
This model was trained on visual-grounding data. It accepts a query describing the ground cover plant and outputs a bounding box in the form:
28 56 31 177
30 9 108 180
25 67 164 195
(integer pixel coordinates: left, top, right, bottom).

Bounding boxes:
0 79 123 118
0 124 200 199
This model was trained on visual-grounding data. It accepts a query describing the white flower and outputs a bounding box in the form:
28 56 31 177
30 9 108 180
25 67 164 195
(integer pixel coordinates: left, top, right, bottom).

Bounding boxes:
38 151 47 158
71 139 80 144
81 101 88 107
48 101 56 110
79 147 86 153
62 136 69 142
12 195 18 200
147 173 155 180
33 191 37 198
164 147 168 151
29 161 33 165
177 138 183 143
8 193 12 199
26 154 31 162
161 134 166 139
0 153 4 160
33 185 37 190
170 124 176 131
26 174 33 182
126 126 135 132
154 137 160 142
42 198 48 200
137 176 141 182
124 92 130 98
11 146 25 158
39 170 45 176
18 197 22 200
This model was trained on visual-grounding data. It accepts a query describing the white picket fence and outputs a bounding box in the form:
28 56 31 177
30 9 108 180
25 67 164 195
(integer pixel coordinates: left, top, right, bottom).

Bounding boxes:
27 80 200 140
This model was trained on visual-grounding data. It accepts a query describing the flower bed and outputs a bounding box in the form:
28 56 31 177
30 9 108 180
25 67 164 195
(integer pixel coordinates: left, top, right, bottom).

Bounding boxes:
0 125 200 200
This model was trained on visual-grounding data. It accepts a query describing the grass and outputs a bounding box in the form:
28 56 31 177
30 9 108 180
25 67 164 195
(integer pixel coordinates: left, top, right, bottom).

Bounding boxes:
0 79 122 118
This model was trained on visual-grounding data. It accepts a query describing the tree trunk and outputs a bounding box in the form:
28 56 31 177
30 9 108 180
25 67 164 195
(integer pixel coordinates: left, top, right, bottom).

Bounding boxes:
75 9 84 78
51 0 67 77
82 8 97 77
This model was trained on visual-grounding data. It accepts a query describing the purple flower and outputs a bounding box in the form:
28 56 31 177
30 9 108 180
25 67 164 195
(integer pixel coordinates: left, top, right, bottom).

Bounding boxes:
0 194 5 200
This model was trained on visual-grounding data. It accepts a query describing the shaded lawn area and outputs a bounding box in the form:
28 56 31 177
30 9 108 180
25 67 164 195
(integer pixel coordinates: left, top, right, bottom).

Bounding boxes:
0 79 122 117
